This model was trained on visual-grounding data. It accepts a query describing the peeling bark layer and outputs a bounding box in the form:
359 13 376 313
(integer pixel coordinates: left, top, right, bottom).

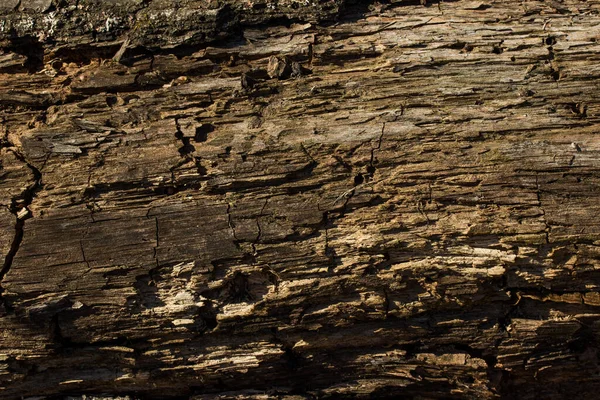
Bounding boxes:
2 0 600 399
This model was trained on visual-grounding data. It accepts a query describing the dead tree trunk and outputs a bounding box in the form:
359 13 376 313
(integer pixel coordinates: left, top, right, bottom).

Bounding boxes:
1 1 600 398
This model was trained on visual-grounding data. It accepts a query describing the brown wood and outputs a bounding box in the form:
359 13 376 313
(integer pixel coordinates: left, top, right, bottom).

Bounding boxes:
2 1 600 398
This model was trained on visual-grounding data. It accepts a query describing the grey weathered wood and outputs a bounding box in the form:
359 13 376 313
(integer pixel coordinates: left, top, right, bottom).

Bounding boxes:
2 0 600 398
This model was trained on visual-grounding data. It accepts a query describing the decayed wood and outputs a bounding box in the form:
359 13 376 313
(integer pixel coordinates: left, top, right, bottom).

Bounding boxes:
2 0 600 398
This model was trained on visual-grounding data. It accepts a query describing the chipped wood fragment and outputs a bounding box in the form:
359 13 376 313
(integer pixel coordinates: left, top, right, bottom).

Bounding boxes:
1 0 600 399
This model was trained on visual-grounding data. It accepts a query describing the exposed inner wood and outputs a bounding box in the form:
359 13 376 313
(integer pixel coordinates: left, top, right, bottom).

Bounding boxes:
1 0 600 398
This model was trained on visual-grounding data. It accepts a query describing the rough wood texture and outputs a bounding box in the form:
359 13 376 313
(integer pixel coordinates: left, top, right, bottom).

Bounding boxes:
2 0 600 398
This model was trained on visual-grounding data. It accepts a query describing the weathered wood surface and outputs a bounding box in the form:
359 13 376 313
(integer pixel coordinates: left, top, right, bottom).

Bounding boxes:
2 0 600 398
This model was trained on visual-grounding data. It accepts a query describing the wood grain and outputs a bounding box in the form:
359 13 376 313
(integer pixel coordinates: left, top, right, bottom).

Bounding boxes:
1 0 600 398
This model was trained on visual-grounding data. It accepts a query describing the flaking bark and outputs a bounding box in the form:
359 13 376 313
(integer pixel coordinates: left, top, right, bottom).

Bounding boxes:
1 0 600 399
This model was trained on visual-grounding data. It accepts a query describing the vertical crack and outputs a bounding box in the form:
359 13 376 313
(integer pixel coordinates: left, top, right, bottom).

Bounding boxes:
226 202 240 248
299 142 318 167
79 224 91 271
417 198 431 226
383 288 391 318
0 219 24 312
252 199 268 256
333 123 386 210
253 220 262 257
321 211 337 274
76 237 92 282
369 122 386 173
1 149 43 310
154 216 159 248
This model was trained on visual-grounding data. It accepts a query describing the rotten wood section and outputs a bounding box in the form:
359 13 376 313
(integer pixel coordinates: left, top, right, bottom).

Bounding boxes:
2 0 600 398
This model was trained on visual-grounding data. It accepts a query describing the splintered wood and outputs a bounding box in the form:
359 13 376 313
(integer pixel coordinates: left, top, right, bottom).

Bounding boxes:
1 0 600 398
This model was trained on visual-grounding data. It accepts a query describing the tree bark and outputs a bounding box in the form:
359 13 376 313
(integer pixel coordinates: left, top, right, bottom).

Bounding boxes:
2 0 600 398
